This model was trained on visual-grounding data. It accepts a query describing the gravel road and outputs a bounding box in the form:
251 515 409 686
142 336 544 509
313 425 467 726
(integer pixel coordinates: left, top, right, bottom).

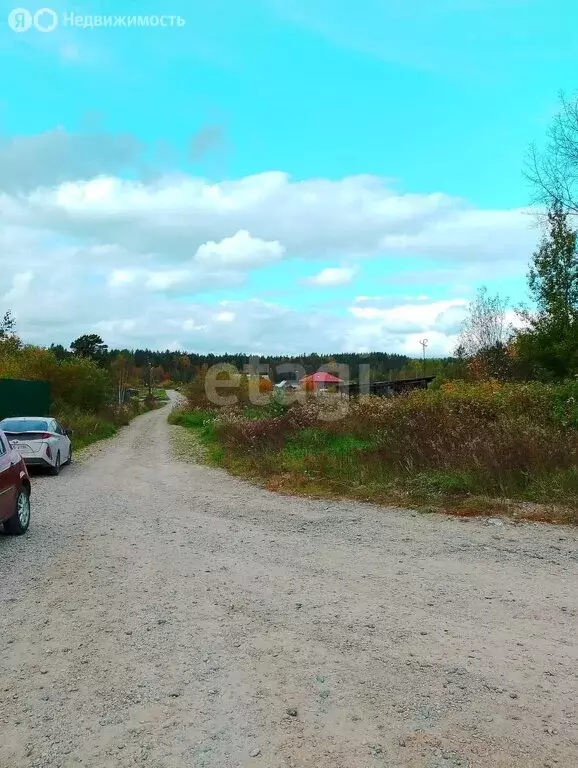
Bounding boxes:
1 392 577 768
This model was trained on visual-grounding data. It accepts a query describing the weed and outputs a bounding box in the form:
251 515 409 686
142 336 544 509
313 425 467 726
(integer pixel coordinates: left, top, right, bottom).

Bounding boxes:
172 381 578 522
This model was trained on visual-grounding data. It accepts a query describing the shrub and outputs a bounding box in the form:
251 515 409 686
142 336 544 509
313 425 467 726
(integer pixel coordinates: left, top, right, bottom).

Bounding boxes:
187 380 578 506
0 345 112 413
0 335 159 451
259 378 273 394
144 393 157 410
54 398 148 449
51 357 111 412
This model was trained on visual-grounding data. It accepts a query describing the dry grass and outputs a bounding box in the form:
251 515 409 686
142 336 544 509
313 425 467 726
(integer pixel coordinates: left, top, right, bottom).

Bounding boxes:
172 381 578 524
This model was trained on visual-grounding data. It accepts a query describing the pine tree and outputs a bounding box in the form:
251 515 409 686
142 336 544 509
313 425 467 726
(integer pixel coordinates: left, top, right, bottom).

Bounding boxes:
528 205 578 326
517 206 578 378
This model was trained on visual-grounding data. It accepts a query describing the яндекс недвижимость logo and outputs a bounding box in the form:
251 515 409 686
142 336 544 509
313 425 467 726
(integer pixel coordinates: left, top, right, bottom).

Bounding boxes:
8 7 58 32
7 7 186 31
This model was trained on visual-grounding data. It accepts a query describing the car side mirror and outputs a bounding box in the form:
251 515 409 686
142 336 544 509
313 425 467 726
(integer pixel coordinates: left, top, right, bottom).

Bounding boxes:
65 429 73 436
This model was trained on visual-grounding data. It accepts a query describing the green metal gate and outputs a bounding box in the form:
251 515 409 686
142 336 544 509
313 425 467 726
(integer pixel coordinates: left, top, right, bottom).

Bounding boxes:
0 379 51 421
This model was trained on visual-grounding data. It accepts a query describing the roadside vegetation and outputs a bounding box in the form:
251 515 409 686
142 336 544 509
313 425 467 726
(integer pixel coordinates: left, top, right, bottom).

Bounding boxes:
169 105 578 525
4 94 578 508
170 380 578 524
0 317 168 450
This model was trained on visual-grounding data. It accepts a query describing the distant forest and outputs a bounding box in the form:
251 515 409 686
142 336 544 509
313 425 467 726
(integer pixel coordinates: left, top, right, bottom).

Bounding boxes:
48 344 447 383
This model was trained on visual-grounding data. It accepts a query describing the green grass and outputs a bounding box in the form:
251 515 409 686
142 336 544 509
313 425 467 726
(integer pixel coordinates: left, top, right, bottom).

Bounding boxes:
55 398 156 452
284 428 373 459
168 408 224 462
72 422 119 451
169 389 578 525
54 409 120 451
242 399 289 419
169 409 212 429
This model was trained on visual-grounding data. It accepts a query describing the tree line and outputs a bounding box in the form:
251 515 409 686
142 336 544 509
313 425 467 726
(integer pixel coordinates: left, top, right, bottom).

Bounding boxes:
47 339 414 384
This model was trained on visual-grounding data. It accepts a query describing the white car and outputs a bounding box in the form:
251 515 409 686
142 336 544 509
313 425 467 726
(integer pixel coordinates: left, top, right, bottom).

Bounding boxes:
0 417 73 475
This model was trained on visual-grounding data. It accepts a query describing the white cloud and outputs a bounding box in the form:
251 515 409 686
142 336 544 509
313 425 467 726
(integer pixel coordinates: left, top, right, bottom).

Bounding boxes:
95 319 137 335
307 267 356 286
108 270 136 288
215 311 236 323
2 171 536 266
349 298 469 337
144 270 190 291
0 134 538 353
4 271 34 301
194 230 285 269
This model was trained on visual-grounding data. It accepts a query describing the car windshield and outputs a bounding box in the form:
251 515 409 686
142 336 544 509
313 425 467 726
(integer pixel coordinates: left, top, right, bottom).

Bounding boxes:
0 419 49 433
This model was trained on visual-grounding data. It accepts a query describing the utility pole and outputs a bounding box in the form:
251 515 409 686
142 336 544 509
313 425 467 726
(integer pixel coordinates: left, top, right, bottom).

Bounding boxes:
147 358 153 396
419 339 429 376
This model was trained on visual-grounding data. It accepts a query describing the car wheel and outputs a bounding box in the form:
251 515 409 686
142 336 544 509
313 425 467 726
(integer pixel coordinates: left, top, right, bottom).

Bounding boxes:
4 486 31 535
50 452 61 476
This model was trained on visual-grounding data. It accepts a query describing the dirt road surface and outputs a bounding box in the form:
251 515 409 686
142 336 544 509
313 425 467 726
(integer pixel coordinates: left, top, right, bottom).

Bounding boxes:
1 393 577 768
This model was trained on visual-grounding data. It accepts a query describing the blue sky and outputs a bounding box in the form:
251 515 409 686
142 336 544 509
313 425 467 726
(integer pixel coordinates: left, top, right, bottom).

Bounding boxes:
0 0 576 354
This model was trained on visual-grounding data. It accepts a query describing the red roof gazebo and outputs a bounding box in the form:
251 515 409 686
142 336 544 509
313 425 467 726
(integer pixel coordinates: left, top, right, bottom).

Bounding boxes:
300 372 343 390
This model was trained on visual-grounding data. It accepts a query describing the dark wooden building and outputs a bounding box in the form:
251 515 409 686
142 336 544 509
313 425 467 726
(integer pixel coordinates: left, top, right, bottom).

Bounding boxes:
346 376 436 397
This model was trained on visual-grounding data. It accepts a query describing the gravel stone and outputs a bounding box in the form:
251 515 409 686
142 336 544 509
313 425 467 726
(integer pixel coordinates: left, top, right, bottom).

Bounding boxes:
0 391 576 768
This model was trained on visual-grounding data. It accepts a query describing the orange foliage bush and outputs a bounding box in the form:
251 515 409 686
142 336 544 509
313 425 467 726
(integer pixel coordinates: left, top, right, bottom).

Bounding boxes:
258 377 273 394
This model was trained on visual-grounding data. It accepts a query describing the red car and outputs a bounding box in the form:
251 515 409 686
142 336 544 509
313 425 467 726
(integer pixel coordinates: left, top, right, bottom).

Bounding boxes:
0 428 31 535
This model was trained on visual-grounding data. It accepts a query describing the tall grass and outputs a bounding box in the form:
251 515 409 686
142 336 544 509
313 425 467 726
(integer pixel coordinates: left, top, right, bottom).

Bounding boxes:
172 381 578 520
1 339 169 451
55 399 150 450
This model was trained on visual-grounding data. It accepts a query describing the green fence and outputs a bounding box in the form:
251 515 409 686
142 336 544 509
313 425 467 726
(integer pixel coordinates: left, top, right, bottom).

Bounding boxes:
0 379 51 421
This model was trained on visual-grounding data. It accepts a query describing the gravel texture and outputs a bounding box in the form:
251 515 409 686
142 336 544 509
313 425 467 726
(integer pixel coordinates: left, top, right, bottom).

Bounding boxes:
1 391 577 768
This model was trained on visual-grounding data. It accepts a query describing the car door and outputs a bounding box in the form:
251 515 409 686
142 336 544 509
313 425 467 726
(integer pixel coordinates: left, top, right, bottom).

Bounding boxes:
54 420 70 461
0 432 17 522
47 419 61 462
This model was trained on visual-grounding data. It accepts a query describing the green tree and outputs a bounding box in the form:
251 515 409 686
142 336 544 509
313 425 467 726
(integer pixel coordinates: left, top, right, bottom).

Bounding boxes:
0 310 16 338
53 357 111 411
49 343 71 361
0 310 21 358
111 353 136 405
70 334 108 361
516 206 578 379
178 354 191 383
528 205 578 324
